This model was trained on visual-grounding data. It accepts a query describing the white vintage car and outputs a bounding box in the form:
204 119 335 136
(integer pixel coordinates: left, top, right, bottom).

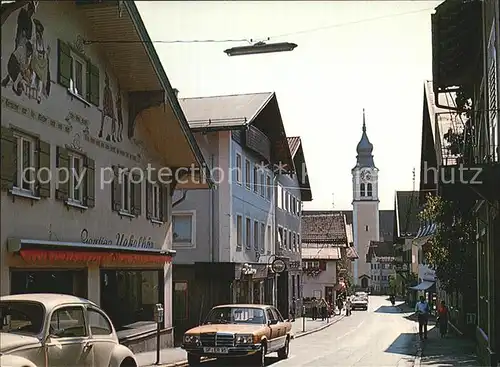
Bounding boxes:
0 293 137 367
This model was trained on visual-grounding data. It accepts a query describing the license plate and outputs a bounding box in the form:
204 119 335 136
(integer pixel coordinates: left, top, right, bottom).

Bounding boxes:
203 347 228 354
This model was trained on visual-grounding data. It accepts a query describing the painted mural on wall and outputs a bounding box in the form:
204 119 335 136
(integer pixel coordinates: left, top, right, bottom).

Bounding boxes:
99 73 123 143
1 1 51 104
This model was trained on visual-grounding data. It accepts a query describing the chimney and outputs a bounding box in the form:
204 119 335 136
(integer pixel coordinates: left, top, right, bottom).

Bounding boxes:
173 88 179 97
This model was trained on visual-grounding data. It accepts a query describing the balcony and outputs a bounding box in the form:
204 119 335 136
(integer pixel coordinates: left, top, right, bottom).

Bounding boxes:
244 126 271 163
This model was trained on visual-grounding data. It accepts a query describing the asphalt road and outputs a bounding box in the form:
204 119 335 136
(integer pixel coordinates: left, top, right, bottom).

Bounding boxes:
202 296 419 367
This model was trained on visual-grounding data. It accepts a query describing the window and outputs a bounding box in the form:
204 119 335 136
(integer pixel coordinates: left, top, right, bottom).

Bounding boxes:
367 183 373 196
285 192 289 212
288 231 292 251
292 233 296 251
245 159 251 189
266 225 271 253
88 308 112 335
260 173 265 197
266 175 272 200
50 306 86 338
245 218 251 249
260 223 265 253
283 229 287 249
68 153 84 204
236 215 243 248
360 183 366 197
173 212 195 247
281 188 285 209
253 165 259 192
70 51 87 97
277 184 283 208
121 171 132 213
15 133 35 193
253 220 259 250
292 197 296 215
235 153 242 183
365 225 369 231
297 200 301 215
151 183 161 219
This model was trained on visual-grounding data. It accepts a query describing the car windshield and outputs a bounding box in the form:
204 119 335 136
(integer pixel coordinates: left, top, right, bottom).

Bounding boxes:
0 301 45 335
205 307 266 325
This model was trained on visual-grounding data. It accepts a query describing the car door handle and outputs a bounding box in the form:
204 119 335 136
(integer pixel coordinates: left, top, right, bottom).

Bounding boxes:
83 342 93 351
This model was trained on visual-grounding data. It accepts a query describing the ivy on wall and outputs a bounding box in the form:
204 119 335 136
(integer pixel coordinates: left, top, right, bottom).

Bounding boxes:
419 194 477 294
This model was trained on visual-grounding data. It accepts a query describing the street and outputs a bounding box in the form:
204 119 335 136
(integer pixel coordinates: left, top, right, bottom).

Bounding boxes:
201 296 418 367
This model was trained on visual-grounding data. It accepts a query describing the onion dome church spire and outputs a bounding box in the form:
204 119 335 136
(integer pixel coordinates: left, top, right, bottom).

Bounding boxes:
355 108 375 168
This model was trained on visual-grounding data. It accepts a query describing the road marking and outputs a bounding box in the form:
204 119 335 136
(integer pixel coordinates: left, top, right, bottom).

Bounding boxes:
336 319 365 340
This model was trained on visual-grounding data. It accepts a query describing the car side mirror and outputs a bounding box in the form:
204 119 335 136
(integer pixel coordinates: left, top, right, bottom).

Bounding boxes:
268 319 278 325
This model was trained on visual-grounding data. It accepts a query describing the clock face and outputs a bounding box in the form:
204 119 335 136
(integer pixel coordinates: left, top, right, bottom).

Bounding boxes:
360 170 372 182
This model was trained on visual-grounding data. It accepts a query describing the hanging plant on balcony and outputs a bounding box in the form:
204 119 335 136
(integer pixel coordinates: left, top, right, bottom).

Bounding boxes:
419 194 477 294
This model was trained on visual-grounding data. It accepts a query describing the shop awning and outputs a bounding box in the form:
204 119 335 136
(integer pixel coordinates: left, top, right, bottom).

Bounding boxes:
7 238 174 264
409 281 435 291
412 223 437 246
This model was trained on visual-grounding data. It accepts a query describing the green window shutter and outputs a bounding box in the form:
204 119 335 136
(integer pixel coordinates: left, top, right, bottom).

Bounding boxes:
84 156 95 208
37 140 51 198
55 146 69 201
145 180 153 219
131 177 142 216
160 185 169 223
57 39 72 88
1 126 17 191
111 165 122 212
86 62 100 106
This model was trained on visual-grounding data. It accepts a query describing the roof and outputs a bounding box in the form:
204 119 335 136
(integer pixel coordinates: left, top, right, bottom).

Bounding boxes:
287 136 313 202
302 210 395 242
301 213 347 244
395 191 421 238
179 92 273 130
302 247 341 260
355 109 375 168
366 241 395 262
0 293 97 310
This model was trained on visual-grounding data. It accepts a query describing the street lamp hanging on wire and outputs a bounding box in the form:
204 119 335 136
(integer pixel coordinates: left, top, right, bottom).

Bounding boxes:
224 41 298 56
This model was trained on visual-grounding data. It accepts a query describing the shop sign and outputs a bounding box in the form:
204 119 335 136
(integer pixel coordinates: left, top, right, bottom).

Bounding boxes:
271 258 286 273
80 229 155 249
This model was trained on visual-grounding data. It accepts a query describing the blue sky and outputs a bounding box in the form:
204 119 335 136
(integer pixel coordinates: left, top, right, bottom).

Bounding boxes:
136 0 442 210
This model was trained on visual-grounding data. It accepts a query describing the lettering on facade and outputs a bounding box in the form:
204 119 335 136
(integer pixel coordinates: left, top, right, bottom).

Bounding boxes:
80 228 155 249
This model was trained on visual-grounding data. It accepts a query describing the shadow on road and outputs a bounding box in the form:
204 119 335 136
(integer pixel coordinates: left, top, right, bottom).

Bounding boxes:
384 332 418 356
373 305 402 314
200 355 280 366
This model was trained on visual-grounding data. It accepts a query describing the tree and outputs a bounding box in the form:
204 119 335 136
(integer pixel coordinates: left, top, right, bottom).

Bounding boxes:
419 194 477 294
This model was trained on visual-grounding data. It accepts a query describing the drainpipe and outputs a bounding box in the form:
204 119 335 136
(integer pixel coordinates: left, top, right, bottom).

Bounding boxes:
210 154 215 263
273 172 279 308
172 190 187 208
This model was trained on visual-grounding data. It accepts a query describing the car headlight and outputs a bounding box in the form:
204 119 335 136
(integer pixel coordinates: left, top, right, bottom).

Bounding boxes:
183 334 200 344
235 334 254 344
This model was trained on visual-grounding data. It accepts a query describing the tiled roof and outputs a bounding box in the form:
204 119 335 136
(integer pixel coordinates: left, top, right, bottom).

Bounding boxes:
302 210 394 242
395 191 420 237
287 137 301 158
346 246 359 259
179 92 273 130
302 247 341 260
301 213 347 244
366 241 395 262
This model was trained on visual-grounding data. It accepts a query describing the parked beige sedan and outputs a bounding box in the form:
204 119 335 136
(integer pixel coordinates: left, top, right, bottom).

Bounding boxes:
0 293 137 367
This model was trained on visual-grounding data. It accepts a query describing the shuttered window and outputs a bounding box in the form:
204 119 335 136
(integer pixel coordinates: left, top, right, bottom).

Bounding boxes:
0 126 50 199
146 179 169 223
57 39 100 106
111 167 141 217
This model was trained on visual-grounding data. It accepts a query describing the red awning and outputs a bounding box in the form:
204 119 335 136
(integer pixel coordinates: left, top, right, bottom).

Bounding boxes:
19 249 172 264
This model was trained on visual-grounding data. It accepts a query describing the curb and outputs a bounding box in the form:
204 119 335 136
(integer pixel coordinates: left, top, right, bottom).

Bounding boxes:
143 315 346 367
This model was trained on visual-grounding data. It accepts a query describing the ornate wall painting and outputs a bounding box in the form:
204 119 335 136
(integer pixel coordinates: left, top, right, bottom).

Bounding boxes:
1 1 51 104
99 73 123 143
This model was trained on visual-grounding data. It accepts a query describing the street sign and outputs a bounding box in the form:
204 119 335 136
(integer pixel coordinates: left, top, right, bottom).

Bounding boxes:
271 258 286 273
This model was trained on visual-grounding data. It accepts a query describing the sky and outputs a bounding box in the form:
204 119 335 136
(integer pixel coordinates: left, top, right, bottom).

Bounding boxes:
136 0 442 211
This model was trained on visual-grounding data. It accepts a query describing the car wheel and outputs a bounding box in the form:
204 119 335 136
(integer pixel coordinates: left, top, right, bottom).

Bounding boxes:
277 337 290 359
187 353 200 366
253 342 266 366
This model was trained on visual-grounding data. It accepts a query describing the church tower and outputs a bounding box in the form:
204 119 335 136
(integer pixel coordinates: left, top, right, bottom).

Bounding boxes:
352 109 380 289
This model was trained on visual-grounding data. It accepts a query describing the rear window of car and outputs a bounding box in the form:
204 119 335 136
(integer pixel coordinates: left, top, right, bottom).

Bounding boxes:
1 301 45 335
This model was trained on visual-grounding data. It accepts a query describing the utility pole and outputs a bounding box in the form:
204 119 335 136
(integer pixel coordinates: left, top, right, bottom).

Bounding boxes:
412 168 416 191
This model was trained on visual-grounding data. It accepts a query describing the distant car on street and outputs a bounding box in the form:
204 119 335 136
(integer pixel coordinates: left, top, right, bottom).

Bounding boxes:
181 304 292 366
351 296 369 311
0 293 137 367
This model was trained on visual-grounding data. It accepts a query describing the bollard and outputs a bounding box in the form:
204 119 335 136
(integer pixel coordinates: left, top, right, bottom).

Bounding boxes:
302 305 306 332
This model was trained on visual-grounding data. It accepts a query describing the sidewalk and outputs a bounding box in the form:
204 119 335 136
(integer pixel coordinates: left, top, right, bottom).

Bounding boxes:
136 312 346 367
415 325 479 367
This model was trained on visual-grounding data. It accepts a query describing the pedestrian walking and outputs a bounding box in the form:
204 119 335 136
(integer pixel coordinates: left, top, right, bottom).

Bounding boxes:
437 300 449 338
290 297 296 322
311 298 318 320
415 296 430 340
320 299 327 321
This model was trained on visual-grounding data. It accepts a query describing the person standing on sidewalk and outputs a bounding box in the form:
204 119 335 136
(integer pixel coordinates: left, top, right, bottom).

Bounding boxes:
437 300 449 338
415 295 430 340
290 297 296 322
311 298 318 320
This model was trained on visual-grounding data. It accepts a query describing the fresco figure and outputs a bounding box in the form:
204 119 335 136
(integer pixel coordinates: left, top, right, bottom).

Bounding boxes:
2 41 33 96
115 88 124 142
30 19 50 103
15 1 37 49
99 72 117 142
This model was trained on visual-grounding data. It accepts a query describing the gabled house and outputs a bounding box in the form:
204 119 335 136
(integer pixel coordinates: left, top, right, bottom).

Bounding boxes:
0 0 211 351
366 241 395 295
170 92 297 341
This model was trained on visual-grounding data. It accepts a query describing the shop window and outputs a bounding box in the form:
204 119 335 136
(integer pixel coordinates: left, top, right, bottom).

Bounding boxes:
88 308 112 335
50 306 86 338
100 270 163 331
173 282 188 321
10 270 87 297
172 211 195 248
